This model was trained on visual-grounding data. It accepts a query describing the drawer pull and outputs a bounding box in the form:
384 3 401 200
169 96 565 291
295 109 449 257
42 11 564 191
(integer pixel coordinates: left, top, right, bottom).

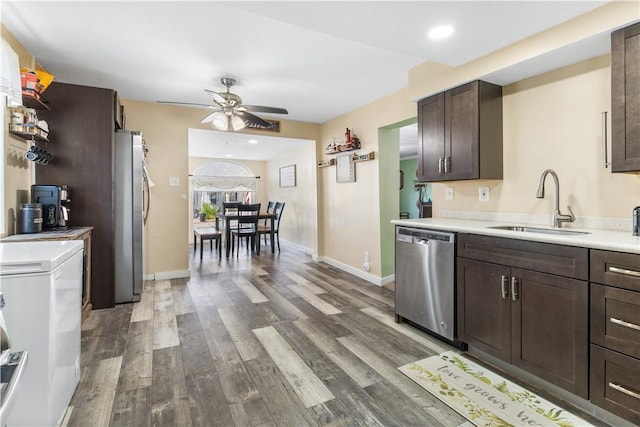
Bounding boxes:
511 277 519 302
608 266 640 278
609 382 640 400
610 317 640 331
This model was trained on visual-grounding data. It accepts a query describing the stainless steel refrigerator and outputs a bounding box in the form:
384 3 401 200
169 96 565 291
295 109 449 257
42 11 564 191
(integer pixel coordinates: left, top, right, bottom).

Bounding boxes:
114 130 146 303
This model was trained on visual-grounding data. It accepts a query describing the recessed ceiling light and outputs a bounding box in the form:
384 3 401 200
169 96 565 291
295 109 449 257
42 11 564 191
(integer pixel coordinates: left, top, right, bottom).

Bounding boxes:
248 139 258 144
428 25 454 40
225 154 233 157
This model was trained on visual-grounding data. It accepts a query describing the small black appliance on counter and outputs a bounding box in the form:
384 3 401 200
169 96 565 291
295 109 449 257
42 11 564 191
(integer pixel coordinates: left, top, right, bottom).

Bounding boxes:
17 203 42 234
30 185 71 229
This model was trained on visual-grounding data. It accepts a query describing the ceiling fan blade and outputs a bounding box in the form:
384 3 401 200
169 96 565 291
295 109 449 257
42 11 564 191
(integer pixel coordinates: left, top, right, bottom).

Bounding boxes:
200 110 224 124
156 101 218 108
238 111 273 128
204 89 229 106
243 105 288 114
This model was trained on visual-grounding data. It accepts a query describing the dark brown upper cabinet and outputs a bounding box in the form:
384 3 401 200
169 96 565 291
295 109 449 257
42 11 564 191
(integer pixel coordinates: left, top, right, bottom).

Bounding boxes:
417 80 503 182
611 21 640 172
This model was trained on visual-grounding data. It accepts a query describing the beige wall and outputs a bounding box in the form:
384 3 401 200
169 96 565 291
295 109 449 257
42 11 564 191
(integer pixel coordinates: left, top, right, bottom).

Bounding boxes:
266 143 317 254
318 88 415 278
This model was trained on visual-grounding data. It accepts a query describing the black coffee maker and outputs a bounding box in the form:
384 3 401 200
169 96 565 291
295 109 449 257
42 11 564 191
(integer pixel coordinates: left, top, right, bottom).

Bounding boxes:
31 185 70 229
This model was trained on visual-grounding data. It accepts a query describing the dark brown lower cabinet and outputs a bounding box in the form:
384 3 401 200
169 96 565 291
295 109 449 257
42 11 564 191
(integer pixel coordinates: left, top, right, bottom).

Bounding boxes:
511 268 588 398
457 235 589 399
457 258 510 360
590 249 640 423
591 345 640 424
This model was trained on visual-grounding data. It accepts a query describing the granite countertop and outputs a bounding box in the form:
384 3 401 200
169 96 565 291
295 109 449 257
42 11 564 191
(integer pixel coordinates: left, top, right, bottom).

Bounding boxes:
391 218 640 255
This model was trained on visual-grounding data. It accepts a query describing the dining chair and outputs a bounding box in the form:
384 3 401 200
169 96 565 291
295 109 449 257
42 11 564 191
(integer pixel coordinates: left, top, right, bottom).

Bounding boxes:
230 203 261 256
266 201 275 214
258 202 285 251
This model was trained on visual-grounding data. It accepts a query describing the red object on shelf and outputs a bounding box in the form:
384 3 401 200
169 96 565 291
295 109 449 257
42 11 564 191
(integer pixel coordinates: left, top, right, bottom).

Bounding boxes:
21 71 37 90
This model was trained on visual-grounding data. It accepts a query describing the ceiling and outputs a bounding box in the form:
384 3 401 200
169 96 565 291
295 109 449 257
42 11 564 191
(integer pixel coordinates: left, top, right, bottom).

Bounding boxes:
3 1 612 159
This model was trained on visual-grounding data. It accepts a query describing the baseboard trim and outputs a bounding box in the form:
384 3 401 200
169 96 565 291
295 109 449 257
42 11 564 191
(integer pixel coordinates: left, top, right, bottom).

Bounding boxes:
145 269 191 281
317 256 383 287
381 274 395 286
280 239 314 257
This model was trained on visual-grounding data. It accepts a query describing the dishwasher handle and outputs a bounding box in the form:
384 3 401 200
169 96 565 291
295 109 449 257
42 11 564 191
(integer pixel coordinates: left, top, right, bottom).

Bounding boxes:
397 227 455 244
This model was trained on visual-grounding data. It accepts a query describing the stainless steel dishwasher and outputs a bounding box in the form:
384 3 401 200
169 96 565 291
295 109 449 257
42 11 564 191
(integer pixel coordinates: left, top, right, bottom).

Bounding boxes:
395 226 465 349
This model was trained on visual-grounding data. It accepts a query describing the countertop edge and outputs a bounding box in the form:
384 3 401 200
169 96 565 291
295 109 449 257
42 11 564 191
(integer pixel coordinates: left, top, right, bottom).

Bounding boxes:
0 226 94 242
391 218 640 255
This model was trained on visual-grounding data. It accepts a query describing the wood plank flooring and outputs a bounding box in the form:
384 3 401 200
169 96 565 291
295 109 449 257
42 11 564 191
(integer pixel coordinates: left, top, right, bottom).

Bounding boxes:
66 243 473 426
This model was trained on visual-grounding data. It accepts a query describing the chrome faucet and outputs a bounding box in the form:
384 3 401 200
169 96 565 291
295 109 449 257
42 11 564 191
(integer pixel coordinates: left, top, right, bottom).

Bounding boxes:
536 169 575 228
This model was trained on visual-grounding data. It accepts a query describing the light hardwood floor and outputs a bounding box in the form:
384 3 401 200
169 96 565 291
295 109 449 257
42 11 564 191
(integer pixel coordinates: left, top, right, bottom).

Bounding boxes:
68 241 604 426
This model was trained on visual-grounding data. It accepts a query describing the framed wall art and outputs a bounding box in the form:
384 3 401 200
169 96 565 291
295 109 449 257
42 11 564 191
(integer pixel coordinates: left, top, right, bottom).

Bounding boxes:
279 164 296 187
336 154 355 183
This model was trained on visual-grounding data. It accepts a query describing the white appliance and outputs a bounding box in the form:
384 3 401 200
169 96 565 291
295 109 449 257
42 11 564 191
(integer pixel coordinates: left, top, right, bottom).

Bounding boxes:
0 240 83 426
114 130 146 303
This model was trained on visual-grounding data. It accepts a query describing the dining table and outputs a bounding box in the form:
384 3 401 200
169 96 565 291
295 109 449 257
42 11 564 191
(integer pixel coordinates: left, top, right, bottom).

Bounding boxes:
219 212 276 257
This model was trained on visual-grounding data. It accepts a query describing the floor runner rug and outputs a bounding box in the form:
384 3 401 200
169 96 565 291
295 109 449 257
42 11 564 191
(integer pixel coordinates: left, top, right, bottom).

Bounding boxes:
399 351 594 427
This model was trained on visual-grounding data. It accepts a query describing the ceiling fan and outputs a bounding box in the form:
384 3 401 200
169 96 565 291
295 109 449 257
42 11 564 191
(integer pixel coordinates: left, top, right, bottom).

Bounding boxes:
157 77 288 131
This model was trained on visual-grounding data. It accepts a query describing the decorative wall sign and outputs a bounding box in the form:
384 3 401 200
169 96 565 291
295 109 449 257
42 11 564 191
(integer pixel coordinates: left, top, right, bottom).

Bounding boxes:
279 164 296 187
336 154 355 183
245 119 280 132
317 158 335 168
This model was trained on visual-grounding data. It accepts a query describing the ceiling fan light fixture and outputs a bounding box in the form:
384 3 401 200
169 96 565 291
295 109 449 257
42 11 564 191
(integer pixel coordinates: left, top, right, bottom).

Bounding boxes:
231 115 246 131
212 112 229 131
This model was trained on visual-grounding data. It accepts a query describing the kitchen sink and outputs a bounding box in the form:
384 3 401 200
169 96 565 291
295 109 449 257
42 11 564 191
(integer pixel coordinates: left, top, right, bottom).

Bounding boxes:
487 225 590 235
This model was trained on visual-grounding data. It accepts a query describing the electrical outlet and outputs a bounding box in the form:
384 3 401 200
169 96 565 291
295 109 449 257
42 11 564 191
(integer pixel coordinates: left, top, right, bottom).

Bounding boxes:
479 186 490 202
445 187 454 201
364 251 370 263
168 176 180 187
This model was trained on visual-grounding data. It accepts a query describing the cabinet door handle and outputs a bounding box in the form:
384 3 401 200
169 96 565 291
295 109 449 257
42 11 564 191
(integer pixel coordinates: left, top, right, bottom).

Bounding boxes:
444 156 450 174
511 277 519 301
608 266 640 278
438 157 444 174
610 317 640 331
602 111 611 168
608 382 640 400
501 275 509 299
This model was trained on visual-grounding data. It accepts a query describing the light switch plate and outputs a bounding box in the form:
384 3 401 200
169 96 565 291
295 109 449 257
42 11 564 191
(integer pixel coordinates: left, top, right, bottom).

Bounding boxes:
479 186 490 202
445 187 454 201
169 176 180 187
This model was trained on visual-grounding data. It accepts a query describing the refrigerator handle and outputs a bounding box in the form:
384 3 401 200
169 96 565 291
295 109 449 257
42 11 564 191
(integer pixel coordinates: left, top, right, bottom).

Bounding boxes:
143 174 150 225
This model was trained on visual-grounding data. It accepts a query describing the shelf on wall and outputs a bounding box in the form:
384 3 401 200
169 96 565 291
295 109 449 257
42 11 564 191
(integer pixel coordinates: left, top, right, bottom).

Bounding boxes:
22 94 51 111
318 151 375 169
352 152 375 162
8 123 49 142
325 147 356 155
317 158 336 168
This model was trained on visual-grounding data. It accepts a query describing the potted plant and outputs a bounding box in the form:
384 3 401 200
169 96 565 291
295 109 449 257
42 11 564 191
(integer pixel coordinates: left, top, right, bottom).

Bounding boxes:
199 203 217 221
